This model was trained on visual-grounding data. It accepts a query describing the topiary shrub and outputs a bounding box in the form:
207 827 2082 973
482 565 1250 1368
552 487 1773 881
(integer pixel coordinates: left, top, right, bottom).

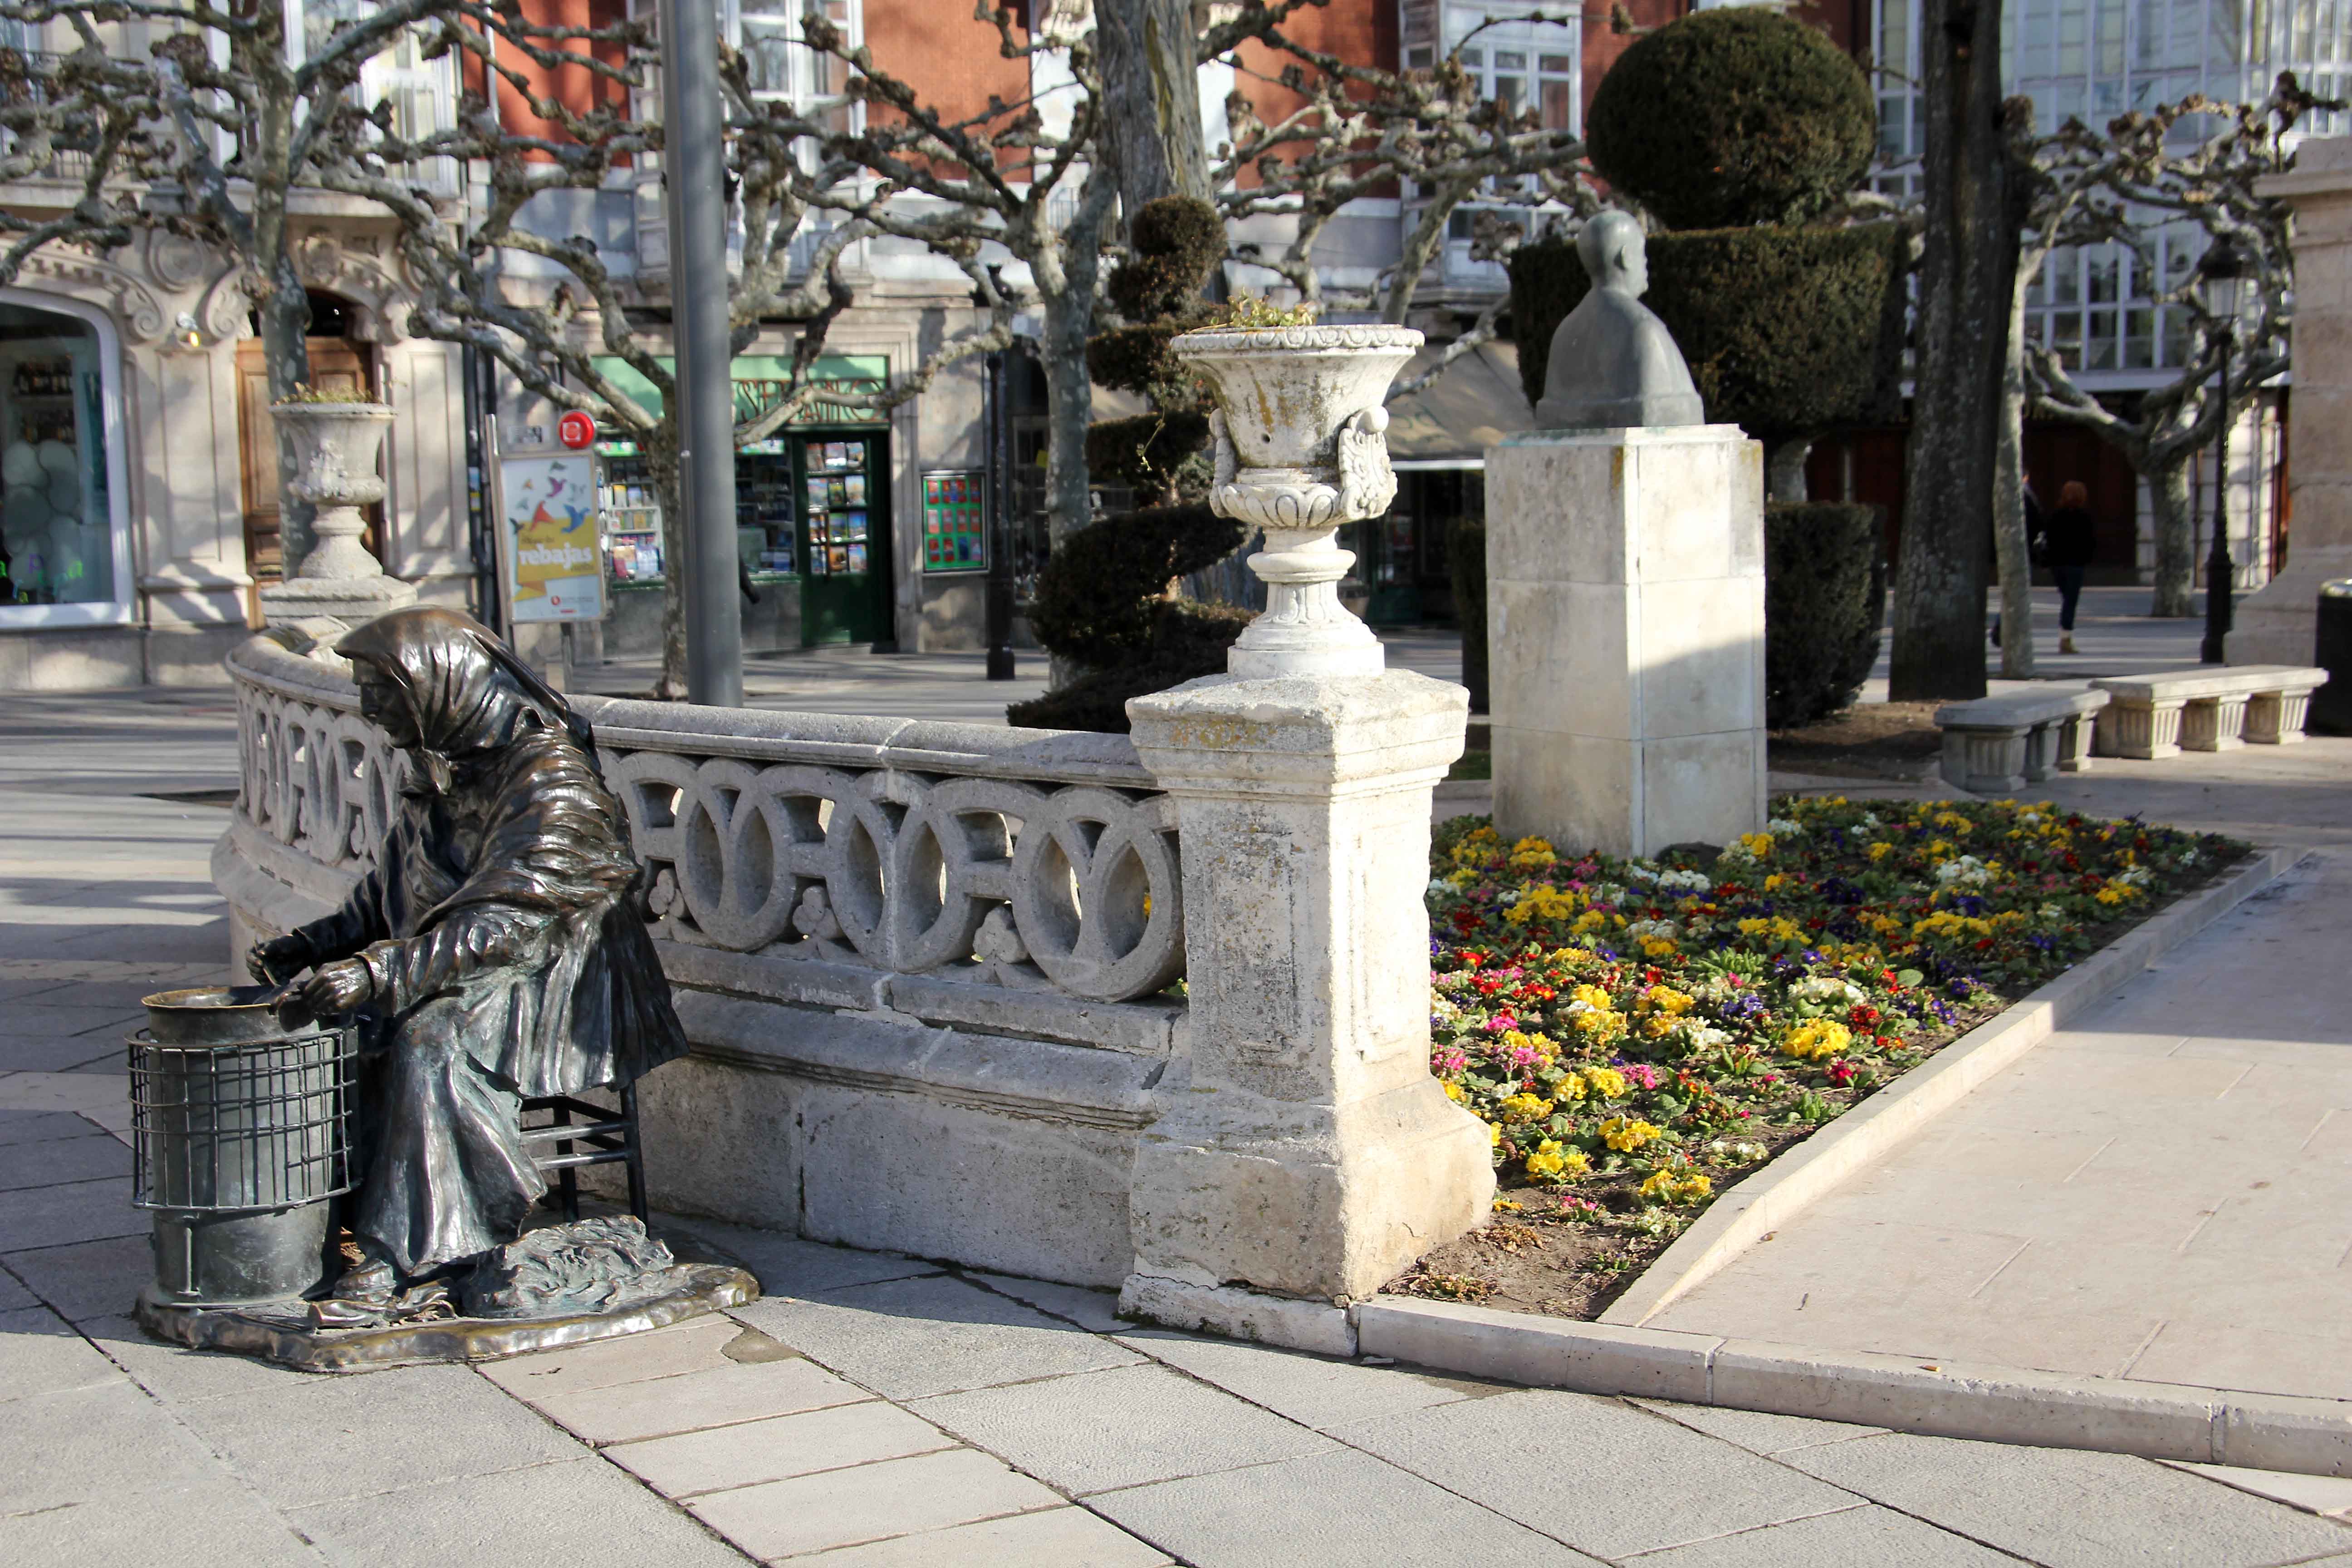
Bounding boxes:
1507 225 1903 441
1764 501 1886 729
1019 196 1252 731
1447 517 1488 713
1585 8 1877 232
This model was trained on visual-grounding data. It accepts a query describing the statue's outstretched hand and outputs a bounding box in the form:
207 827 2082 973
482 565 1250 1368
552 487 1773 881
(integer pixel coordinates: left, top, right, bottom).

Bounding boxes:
248 933 314 987
275 959 374 1032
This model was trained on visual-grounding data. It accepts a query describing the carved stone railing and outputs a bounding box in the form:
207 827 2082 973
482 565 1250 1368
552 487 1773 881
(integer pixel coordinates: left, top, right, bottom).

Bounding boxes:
224 636 1186 1024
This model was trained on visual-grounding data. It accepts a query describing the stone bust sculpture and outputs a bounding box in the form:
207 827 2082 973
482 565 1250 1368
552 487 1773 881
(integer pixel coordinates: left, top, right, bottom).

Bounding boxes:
1534 210 1705 431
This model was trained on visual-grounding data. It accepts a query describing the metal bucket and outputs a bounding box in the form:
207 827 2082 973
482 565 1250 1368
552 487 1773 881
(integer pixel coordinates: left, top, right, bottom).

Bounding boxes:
130 986 358 1306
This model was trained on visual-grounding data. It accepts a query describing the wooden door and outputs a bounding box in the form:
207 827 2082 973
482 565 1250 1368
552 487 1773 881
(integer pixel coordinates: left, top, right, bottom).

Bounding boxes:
235 337 376 609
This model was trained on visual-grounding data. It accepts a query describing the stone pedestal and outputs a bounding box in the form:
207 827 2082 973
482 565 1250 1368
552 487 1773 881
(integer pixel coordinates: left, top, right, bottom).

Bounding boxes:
2241 140 2352 666
1485 425 1767 859
1123 670 1494 1347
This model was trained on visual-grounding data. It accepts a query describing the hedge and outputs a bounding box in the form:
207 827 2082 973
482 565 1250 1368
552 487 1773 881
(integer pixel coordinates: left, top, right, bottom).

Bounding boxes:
1007 601 1252 733
1023 500 1245 672
1764 501 1886 729
1586 8 1877 231
1507 225 1903 444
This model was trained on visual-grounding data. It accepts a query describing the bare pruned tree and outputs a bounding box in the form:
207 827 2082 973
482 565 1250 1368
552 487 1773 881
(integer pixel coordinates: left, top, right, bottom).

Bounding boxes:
1213 9 1600 401
328 9 1016 695
2017 74 2334 624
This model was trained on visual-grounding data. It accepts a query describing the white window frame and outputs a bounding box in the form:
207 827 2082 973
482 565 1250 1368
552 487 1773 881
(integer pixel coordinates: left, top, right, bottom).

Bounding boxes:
0 289 134 632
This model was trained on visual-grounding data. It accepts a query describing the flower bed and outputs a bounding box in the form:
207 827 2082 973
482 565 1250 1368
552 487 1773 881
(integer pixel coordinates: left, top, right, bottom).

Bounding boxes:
1392 795 2240 1315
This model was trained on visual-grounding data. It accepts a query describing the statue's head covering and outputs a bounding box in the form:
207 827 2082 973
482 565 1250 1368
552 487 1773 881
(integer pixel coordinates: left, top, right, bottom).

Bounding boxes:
336 607 595 793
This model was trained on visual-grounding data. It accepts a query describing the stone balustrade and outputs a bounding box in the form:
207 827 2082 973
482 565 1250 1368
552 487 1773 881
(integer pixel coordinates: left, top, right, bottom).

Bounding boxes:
216 628 1485 1343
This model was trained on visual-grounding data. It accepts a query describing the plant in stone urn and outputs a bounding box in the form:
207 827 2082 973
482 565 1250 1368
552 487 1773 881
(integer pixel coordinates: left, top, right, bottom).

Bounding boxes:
258 386 416 627
1171 320 1422 676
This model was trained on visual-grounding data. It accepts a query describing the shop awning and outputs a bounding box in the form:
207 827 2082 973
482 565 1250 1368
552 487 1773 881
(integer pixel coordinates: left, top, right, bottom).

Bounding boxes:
587 353 893 428
1382 338 1532 467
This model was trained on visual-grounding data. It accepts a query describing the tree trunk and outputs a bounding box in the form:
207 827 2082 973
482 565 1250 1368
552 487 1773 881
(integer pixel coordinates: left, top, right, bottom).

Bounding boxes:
255 264 317 571
1889 6 2021 702
643 437 689 700
2147 454 2196 617
1093 0 1210 208
1767 439 1812 506
1994 272 2036 678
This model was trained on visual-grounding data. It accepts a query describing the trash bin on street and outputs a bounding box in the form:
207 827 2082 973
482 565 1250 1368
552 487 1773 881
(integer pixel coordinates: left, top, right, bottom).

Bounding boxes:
130 987 357 1307
2315 579 2352 735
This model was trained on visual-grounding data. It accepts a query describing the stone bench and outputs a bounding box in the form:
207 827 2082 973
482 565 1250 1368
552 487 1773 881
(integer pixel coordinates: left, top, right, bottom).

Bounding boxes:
2090 666 2329 758
1935 687 2109 793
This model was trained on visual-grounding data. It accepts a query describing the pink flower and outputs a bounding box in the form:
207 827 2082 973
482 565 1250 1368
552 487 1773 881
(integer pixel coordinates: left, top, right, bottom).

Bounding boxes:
1485 1014 1519 1033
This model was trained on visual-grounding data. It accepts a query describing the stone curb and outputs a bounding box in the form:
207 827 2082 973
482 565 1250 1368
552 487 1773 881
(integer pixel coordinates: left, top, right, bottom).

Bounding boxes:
1351 1297 2352 1479
1597 843 2309 1331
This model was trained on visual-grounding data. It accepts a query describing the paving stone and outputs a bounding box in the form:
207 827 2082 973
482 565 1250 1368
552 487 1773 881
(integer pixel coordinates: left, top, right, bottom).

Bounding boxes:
608 1398 954 1498
730 1272 1142 1400
0 1130 128 1190
172 1361 583 1508
0 1303 120 1401
912 1361 1334 1496
1629 1503 2020 1567
2170 1461 2352 1519
0 1473 329 1568
1119 1328 1488 1431
524 1354 870 1445
687 1445 1062 1560
82 1312 318 1405
1087 1446 1607 1567
4 1233 153 1321
662 1215 942 1295
0 1000 152 1039
969 1272 1131 1333
782 1506 1174 1566
1632 1398 1889 1456
1333 1389 1860 1560
0 1107 96 1145
1782 1431 2352 1568
0 1174 142 1250
479 1313 745 1400
289 1456 750 1568
0 1033 132 1073
0 1379 231 1513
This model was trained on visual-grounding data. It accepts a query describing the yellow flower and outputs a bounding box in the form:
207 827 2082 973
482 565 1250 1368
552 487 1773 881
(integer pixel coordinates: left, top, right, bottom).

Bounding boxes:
1506 885 1578 925
1781 1019 1852 1061
1499 1093 1553 1122
1639 1168 1714 1204
1763 873 1787 892
1548 946 1595 966
1583 1066 1630 1100
1867 842 1894 862
1599 1115 1661 1152
1571 984 1615 1013
1508 836 1559 871
1490 1122 1504 1146
1640 936 1678 959
1553 1070 1589 1101
1442 1080 1465 1102
1572 909 1608 934
1640 985 1695 1016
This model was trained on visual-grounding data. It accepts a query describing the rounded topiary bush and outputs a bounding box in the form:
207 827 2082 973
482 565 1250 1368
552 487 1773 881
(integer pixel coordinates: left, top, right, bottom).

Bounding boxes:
1765 501 1886 729
1507 224 1903 441
1586 9 1876 231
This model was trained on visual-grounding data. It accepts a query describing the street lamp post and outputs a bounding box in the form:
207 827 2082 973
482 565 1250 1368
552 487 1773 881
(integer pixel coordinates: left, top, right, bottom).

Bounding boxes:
2198 239 2250 666
662 0 743 706
984 350 1017 681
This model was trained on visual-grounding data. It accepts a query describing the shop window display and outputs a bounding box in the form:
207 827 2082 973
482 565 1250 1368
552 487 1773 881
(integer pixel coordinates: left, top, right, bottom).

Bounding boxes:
0 305 113 610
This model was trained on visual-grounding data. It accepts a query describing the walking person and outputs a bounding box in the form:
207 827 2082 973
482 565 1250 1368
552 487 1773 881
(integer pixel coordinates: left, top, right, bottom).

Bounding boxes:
2033 480 2097 655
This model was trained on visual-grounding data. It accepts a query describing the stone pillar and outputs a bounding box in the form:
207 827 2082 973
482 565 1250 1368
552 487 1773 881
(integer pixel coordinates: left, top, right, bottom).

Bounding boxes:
2239 138 2352 665
1118 323 1494 1352
1485 425 1767 859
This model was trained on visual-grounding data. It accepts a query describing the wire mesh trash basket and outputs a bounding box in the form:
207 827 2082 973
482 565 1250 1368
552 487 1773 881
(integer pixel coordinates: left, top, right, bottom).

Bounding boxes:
131 986 359 1307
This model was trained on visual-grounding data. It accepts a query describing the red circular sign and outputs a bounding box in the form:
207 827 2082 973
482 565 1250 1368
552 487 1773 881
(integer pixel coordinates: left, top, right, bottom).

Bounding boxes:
557 410 597 449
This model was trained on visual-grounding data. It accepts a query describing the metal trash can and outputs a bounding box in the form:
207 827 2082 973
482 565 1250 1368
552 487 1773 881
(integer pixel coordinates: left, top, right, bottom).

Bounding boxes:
2314 580 2352 735
130 987 358 1307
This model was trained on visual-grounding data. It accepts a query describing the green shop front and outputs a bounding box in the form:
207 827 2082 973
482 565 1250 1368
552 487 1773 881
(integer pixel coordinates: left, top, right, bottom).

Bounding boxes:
590 355 899 656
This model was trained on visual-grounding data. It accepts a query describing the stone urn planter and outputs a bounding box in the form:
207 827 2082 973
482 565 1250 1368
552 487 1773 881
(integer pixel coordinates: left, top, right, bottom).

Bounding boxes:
1170 323 1421 676
257 399 416 629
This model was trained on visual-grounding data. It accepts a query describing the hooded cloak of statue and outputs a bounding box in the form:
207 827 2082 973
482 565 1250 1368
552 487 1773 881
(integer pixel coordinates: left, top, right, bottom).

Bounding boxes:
284 606 687 1277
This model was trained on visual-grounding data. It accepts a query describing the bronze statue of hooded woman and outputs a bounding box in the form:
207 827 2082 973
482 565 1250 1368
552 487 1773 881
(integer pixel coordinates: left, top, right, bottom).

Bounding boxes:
249 606 686 1297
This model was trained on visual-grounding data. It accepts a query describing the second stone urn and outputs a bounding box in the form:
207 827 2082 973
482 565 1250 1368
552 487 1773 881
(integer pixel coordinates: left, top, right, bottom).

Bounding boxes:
1172 323 1421 676
257 399 417 629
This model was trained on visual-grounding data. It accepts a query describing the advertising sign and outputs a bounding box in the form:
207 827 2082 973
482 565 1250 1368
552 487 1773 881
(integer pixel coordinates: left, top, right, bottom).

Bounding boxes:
498 453 604 623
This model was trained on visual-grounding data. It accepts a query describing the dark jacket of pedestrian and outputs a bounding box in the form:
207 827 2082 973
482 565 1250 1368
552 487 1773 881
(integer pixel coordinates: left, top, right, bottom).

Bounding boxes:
2035 486 2097 568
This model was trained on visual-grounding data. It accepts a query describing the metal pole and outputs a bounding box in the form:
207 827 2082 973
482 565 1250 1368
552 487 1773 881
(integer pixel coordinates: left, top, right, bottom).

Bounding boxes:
985 350 1016 681
662 0 742 706
2201 329 2233 665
